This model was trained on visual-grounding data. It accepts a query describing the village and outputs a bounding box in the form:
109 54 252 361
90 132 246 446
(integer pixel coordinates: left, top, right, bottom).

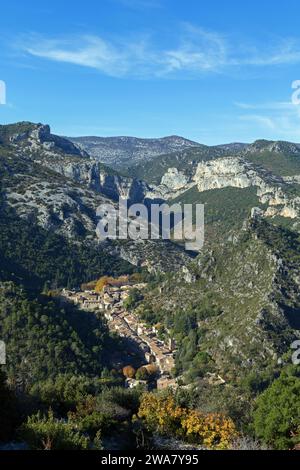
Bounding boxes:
61 278 178 390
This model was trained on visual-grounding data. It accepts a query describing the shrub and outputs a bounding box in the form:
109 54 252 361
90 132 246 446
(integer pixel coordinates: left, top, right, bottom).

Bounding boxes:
253 366 300 449
138 392 237 449
181 409 237 450
19 409 90 450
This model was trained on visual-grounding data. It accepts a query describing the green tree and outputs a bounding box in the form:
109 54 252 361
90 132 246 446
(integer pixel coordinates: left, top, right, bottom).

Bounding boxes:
19 409 90 450
0 370 18 441
253 366 300 449
136 367 149 381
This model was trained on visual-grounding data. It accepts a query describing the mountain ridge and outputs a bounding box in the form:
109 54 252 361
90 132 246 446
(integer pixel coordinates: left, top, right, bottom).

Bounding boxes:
67 134 202 169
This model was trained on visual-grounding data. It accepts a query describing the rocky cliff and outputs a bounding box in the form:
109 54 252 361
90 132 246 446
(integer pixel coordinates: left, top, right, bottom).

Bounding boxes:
145 146 300 223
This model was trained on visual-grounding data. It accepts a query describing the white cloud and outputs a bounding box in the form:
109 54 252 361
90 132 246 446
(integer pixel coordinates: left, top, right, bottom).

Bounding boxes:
163 25 227 74
18 26 300 79
20 27 228 78
24 35 131 77
242 39 300 66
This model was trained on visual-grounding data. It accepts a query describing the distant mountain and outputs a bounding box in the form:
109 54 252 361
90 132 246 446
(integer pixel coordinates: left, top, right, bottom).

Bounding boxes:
67 135 201 169
216 142 249 152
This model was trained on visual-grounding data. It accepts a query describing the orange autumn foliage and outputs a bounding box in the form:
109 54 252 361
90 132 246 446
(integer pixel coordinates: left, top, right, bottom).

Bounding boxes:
94 276 114 292
95 275 130 293
122 365 136 379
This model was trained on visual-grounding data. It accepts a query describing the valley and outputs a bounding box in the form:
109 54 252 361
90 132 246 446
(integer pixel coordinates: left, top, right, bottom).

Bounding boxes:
0 121 300 450
61 280 177 387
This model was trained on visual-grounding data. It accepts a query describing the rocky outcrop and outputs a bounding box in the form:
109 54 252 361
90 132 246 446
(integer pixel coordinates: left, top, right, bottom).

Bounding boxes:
161 168 189 190
193 157 282 193
6 176 111 239
146 154 300 220
104 238 193 274
192 157 300 218
8 122 88 157
146 167 195 200
36 158 149 204
1 122 193 273
6 123 150 204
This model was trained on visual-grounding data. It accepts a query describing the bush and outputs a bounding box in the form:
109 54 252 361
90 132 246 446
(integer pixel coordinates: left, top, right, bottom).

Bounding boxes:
138 392 237 449
253 366 300 449
19 410 90 450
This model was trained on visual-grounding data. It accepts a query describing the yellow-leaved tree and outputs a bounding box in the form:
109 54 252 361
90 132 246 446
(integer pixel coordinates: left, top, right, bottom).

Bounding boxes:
138 392 185 436
181 410 237 449
138 392 237 449
94 276 113 292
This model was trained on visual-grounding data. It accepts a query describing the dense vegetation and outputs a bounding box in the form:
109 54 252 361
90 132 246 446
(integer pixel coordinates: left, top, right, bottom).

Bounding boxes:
130 217 300 442
253 366 300 449
0 206 134 291
0 282 112 386
247 148 300 176
173 186 264 241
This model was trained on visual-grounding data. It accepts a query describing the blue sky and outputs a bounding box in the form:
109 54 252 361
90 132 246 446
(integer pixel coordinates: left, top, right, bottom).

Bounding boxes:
1 0 300 144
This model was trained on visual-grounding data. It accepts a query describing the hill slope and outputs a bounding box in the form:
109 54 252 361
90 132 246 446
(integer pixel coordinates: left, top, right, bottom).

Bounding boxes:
68 135 201 169
134 215 300 382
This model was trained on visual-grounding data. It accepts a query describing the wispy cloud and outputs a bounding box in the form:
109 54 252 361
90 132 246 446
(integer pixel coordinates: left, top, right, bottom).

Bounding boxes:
24 35 135 77
237 99 300 140
235 101 296 111
239 114 278 131
240 38 300 66
163 25 227 74
17 25 300 79
19 26 228 78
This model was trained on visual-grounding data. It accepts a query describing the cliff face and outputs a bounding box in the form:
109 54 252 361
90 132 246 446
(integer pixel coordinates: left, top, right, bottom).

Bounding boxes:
146 154 300 221
4 122 150 204
4 122 88 157
37 157 149 203
193 157 297 218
